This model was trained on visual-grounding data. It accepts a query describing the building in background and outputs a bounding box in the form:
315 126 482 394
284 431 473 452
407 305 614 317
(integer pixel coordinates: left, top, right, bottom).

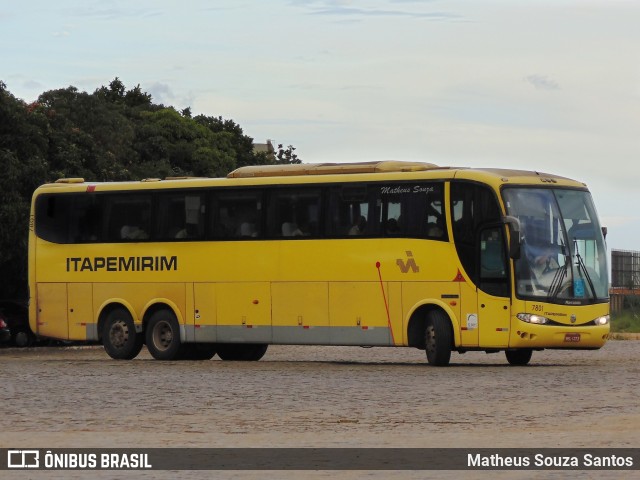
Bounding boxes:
252 139 276 162
610 249 640 313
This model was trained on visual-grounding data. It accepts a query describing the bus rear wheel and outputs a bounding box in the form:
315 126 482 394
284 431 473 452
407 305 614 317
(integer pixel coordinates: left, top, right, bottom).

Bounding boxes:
424 310 452 366
102 308 143 360
146 310 182 361
505 349 533 366
217 344 268 361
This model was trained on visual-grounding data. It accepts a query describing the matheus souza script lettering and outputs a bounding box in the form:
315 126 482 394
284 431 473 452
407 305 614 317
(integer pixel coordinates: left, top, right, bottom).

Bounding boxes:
380 185 435 195
66 256 178 272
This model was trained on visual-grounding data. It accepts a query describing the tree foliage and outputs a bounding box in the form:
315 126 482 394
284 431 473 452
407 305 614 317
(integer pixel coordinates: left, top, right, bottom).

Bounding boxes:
0 78 301 300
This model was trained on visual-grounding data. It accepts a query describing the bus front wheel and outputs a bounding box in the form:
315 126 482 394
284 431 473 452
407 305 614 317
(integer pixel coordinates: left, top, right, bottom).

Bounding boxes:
424 310 452 366
505 349 533 366
146 310 182 361
102 308 143 360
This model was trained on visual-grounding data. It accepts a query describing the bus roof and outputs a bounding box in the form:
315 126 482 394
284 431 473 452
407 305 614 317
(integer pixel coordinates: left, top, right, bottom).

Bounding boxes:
38 161 587 193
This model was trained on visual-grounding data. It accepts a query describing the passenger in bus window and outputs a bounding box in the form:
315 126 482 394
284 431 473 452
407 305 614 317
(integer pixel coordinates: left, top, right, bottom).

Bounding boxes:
121 224 148 240
522 222 558 276
525 244 558 275
239 222 258 238
282 222 303 237
427 222 444 239
348 216 367 235
385 218 401 235
120 209 149 240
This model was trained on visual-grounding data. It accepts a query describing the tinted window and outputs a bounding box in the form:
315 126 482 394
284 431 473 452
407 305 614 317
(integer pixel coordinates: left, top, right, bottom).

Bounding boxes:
104 194 152 242
267 188 322 238
479 226 509 297
376 182 447 240
327 185 373 236
35 181 450 244
210 190 263 239
35 193 104 243
36 194 73 243
450 182 502 284
157 193 205 240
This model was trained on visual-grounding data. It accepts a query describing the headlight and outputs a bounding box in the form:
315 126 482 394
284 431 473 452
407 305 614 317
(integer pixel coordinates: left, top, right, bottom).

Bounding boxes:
517 313 549 324
593 315 609 326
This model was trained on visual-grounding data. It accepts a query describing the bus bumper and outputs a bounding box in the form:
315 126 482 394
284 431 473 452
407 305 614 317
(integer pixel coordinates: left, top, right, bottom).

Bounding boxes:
509 321 610 349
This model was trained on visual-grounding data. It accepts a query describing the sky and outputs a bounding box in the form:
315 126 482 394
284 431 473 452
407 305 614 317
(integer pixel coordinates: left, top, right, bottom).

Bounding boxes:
2 0 640 254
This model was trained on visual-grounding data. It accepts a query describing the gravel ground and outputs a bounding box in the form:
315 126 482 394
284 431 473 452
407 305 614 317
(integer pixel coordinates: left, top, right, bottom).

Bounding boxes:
1 340 639 480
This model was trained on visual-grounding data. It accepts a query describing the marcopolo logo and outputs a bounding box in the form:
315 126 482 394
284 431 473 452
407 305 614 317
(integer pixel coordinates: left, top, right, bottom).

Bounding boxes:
396 251 420 274
8 450 40 469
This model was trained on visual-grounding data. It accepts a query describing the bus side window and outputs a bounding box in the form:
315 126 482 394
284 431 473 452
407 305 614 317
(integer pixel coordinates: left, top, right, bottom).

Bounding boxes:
35 194 73 243
211 190 262 240
105 195 152 242
425 196 447 241
267 188 322 238
377 182 447 240
72 195 103 243
380 198 402 236
35 193 105 244
157 193 204 240
328 185 370 237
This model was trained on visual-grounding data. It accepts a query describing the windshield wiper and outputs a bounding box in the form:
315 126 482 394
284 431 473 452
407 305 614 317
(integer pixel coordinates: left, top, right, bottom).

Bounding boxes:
548 242 569 301
574 239 597 301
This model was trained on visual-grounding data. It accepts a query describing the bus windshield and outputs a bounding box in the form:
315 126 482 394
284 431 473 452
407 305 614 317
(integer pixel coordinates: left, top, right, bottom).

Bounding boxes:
503 187 608 304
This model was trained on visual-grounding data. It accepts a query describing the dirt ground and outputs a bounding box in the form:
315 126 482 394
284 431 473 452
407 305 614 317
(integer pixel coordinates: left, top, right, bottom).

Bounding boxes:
1 340 639 480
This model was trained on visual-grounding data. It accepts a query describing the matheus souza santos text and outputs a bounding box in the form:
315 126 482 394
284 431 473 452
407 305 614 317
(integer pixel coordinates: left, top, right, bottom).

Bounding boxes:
468 453 634 468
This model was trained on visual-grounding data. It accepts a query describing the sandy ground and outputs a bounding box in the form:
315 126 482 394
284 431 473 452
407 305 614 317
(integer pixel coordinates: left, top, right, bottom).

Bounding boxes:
1 340 639 479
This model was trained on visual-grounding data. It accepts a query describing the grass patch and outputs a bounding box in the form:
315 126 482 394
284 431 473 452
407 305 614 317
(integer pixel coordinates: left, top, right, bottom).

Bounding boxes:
610 309 640 333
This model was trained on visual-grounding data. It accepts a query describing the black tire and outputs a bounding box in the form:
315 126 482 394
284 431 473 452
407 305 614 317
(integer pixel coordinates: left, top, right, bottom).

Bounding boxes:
102 307 143 360
13 328 36 348
217 343 268 361
145 310 182 361
179 343 217 360
424 310 453 366
505 349 533 366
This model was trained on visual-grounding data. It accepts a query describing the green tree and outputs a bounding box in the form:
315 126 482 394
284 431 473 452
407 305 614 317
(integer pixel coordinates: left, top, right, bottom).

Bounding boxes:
275 143 301 164
0 83 49 299
0 78 301 300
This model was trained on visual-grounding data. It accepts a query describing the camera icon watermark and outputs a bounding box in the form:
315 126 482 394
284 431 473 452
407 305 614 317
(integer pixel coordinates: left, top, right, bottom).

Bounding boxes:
7 450 40 469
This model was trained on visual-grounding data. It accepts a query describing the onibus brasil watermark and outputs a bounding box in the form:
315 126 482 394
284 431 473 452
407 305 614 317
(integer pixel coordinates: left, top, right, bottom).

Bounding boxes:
2 448 638 471
6 450 151 470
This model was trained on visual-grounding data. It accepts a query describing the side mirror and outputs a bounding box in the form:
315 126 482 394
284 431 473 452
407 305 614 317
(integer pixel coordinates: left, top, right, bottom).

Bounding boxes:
502 216 522 259
601 226 608 240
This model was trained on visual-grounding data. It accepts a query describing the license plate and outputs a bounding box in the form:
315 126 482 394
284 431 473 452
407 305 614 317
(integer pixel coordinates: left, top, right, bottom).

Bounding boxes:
564 333 581 343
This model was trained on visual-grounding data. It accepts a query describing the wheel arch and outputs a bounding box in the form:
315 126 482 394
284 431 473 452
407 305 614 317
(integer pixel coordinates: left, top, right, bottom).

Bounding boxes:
406 301 460 349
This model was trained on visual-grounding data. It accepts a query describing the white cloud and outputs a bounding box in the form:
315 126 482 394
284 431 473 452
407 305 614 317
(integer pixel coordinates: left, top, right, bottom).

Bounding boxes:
525 74 560 91
3 0 640 251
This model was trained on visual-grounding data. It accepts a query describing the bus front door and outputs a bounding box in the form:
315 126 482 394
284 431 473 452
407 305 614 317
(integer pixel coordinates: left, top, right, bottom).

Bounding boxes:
477 290 510 348
477 226 511 348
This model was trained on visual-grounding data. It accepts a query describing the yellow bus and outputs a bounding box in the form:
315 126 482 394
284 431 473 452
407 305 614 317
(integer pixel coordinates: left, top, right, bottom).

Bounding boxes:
28 161 610 365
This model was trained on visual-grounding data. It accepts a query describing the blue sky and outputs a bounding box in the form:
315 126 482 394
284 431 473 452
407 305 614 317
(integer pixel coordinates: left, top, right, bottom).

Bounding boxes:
2 0 640 253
